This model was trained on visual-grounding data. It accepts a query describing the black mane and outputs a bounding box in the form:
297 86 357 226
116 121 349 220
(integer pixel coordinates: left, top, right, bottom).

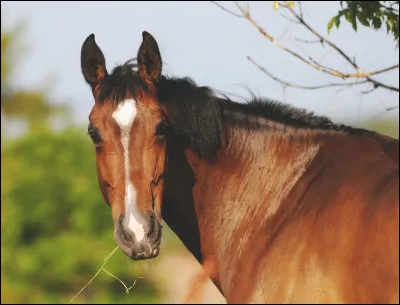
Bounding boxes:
156 76 363 160
99 60 365 160
98 59 149 103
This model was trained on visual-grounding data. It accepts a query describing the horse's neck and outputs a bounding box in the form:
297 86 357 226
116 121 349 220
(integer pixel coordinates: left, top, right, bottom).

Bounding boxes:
161 139 204 263
181 125 322 296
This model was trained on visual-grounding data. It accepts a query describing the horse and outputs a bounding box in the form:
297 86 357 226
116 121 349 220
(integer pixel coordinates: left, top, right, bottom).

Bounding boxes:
80 31 399 303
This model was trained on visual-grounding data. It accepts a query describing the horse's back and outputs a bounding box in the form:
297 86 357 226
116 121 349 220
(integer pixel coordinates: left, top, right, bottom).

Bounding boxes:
243 132 399 304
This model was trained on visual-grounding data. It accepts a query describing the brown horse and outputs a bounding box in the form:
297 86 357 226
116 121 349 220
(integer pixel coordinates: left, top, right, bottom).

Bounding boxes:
80 31 399 303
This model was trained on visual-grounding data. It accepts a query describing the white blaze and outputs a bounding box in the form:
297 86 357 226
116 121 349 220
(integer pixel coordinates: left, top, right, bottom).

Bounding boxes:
112 99 146 242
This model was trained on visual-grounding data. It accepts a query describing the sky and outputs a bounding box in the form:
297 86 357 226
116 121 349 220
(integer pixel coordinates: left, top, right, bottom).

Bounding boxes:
2 1 399 129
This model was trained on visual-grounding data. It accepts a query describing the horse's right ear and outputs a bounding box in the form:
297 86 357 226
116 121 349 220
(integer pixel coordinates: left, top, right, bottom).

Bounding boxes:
81 34 108 89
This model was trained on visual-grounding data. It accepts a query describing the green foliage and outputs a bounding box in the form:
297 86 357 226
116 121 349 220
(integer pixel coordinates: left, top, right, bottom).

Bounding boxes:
1 127 161 304
1 20 27 86
362 118 399 139
1 22 68 131
328 1 399 44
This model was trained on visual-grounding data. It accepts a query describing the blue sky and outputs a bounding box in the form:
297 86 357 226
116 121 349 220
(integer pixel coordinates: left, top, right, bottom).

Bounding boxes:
2 1 399 128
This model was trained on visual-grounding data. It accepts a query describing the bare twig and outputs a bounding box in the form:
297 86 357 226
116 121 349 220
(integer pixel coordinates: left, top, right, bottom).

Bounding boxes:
232 1 399 83
248 56 368 90
67 247 142 304
212 1 399 93
282 2 399 91
279 12 300 24
102 269 142 294
364 77 399 92
67 247 119 304
295 37 324 45
381 2 399 13
210 1 243 18
361 105 400 124
283 2 359 70
231 1 348 78
361 86 379 95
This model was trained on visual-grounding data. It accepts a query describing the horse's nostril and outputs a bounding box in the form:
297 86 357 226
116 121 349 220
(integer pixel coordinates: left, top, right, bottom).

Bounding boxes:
147 214 155 237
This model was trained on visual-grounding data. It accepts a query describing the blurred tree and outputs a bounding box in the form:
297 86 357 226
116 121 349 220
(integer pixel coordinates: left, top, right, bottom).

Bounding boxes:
362 117 399 138
1 20 68 134
1 127 160 304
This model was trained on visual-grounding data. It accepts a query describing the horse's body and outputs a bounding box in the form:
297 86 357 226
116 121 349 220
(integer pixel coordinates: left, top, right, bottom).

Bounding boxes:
159 91 399 303
163 119 398 303
81 32 399 304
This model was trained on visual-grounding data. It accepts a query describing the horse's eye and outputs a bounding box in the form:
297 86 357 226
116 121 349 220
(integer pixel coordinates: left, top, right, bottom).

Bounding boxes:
155 120 169 138
88 126 102 146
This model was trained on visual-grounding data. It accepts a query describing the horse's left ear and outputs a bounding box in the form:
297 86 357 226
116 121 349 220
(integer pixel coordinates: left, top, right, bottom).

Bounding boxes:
137 31 162 85
81 34 108 90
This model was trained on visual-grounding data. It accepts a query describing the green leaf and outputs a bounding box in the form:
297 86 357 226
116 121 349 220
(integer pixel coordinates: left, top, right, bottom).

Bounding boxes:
327 17 336 34
345 9 353 22
357 14 370 27
327 1 399 44
372 17 382 29
335 14 341 29
351 15 358 31
328 15 342 34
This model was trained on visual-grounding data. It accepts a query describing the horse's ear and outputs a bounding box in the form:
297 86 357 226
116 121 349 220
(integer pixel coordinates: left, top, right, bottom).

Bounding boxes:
81 34 108 89
137 31 162 85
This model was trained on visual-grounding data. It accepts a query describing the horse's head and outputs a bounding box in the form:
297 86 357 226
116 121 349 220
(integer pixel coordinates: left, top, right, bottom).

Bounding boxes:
80 32 167 260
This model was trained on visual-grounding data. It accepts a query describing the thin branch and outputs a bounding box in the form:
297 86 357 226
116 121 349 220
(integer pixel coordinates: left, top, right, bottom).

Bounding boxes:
297 1 304 19
211 2 400 93
295 38 324 45
290 40 341 75
381 3 399 13
67 247 119 304
307 56 344 75
386 105 399 112
283 3 359 70
248 56 368 90
278 23 296 40
229 1 399 83
231 1 349 78
366 64 400 76
361 86 379 95
335 82 364 94
67 247 142 303
279 12 300 24
362 105 400 124
210 1 244 18
282 3 400 90
365 76 400 92
102 269 141 294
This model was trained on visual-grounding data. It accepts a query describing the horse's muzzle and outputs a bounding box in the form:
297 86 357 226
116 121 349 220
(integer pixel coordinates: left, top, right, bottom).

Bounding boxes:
114 212 162 260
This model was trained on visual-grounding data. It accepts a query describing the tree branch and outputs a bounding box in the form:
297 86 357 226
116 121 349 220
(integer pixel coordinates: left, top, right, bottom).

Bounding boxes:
231 1 351 78
362 105 400 124
365 76 400 92
233 1 399 82
295 38 324 45
283 2 360 71
248 56 368 90
210 1 244 18
210 1 400 93
281 2 399 91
